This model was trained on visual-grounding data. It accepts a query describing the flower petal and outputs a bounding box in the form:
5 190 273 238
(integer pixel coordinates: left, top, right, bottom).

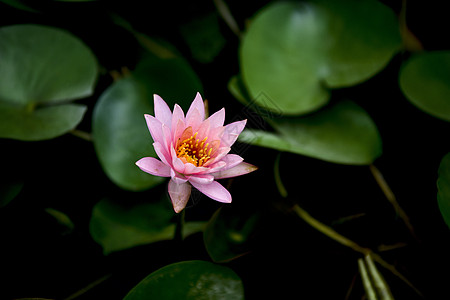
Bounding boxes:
196 119 210 140
184 163 209 175
172 118 186 143
172 105 185 140
145 114 164 144
168 179 192 213
153 142 171 166
185 107 202 132
154 94 172 127
172 155 186 174
221 119 247 147
188 174 214 185
170 169 188 184
217 154 244 171
186 92 205 121
136 157 171 177
207 108 225 129
204 160 227 174
203 146 231 167
190 180 232 203
210 162 258 179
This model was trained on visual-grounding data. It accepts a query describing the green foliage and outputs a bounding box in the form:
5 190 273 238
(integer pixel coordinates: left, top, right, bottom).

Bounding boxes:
239 101 382 165
179 12 226 63
0 24 98 140
240 0 401 115
1 0 450 299
123 260 244 300
92 56 202 191
399 51 450 121
89 197 175 255
204 207 259 262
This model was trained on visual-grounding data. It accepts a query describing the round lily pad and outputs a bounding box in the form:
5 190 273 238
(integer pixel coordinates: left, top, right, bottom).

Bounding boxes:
0 24 98 140
240 0 401 115
238 100 382 165
399 51 450 121
123 260 244 300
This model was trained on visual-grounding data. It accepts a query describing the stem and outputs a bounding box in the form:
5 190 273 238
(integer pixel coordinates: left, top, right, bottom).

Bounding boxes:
174 209 186 241
70 129 93 142
213 0 242 38
292 204 423 298
274 153 288 198
369 164 418 241
399 0 423 52
63 274 112 300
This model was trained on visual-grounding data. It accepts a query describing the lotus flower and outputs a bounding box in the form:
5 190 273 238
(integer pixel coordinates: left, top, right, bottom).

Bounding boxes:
136 92 257 213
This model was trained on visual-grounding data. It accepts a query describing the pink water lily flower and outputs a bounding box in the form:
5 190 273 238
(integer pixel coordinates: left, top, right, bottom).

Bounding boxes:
136 92 257 213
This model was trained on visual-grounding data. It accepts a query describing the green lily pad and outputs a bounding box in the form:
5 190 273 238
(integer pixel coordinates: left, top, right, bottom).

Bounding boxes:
123 260 244 300
204 207 259 263
399 51 450 121
89 197 175 255
238 100 382 165
179 12 226 63
92 56 202 191
437 153 450 229
0 102 87 141
240 0 401 115
0 24 97 140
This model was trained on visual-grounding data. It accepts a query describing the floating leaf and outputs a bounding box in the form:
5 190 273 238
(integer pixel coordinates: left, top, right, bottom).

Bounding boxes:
204 207 258 262
89 197 175 255
123 260 244 300
240 0 401 115
92 56 202 191
399 51 450 121
238 100 382 165
437 153 450 229
180 12 226 63
0 102 87 141
0 24 97 140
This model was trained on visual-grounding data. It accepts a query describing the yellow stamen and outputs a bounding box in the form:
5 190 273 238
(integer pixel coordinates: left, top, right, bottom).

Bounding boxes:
176 132 217 167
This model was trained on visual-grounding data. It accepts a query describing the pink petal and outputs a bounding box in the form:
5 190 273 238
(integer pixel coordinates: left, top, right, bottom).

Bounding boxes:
154 94 172 127
145 114 164 144
172 104 185 139
210 162 258 179
172 155 186 174
190 180 232 203
196 119 210 140
168 180 192 213
208 126 225 141
135 157 171 177
172 118 186 142
188 174 214 185
216 154 244 171
186 92 205 122
203 146 231 167
207 108 225 129
161 123 172 149
153 142 171 166
184 163 209 175
221 119 247 147
170 169 188 184
185 108 202 132
204 160 227 174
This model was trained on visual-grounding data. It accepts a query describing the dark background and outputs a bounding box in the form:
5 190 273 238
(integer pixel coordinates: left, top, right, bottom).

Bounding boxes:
1 0 450 299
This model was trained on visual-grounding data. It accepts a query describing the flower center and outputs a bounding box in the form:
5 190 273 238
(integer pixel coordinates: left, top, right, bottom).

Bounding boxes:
176 132 213 167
